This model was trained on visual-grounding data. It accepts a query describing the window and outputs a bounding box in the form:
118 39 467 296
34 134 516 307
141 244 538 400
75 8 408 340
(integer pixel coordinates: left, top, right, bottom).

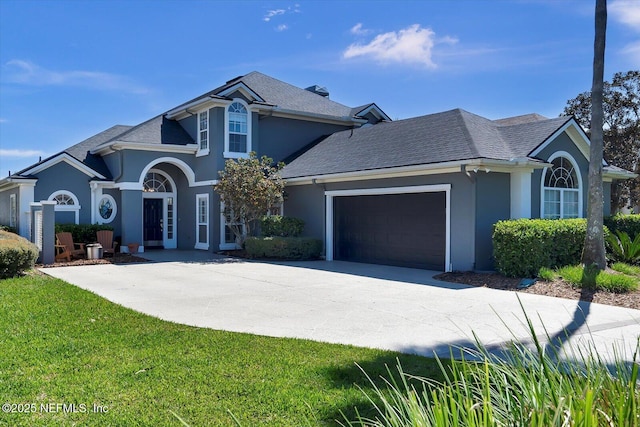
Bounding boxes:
9 194 17 227
97 194 117 223
224 100 251 158
144 172 173 193
195 194 209 250
49 190 81 224
219 202 245 250
197 110 209 155
542 155 581 219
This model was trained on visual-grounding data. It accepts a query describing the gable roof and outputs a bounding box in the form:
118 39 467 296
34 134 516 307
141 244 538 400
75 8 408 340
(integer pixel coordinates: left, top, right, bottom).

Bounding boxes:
92 115 194 152
14 125 132 179
281 109 574 180
166 71 388 124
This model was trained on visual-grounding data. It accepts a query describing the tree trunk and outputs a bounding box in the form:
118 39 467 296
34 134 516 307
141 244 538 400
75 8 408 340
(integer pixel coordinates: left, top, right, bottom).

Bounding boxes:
582 0 607 269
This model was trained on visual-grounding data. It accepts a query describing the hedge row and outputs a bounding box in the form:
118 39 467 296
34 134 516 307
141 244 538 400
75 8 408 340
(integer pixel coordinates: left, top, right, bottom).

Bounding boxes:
260 216 304 237
245 236 322 260
0 230 39 279
55 224 114 244
493 218 602 278
604 214 640 239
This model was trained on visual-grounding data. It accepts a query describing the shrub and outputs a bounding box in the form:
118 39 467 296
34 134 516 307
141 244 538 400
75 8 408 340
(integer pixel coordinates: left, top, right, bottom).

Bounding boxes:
0 230 39 278
493 218 603 277
55 224 113 243
260 216 305 237
606 230 640 265
605 214 640 239
245 236 322 260
0 225 17 234
555 264 639 293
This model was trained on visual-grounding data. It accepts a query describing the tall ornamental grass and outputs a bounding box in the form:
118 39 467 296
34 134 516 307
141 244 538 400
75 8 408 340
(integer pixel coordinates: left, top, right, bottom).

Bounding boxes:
344 304 639 427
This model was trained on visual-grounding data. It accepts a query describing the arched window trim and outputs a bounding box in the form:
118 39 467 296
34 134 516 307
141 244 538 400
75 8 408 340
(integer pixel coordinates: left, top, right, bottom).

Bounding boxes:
48 190 81 224
540 151 583 219
97 194 117 224
143 170 175 193
224 98 252 159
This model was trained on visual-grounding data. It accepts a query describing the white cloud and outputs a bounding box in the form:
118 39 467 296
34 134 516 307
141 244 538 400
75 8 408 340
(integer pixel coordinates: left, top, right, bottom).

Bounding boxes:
621 41 640 66
350 23 370 36
276 24 289 32
0 118 7 123
4 60 150 94
343 24 454 68
263 9 285 22
0 149 45 158
610 0 640 28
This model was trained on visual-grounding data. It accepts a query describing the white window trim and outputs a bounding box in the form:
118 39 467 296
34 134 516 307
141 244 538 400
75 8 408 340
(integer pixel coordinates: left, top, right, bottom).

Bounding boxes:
197 109 210 157
224 99 252 159
219 201 245 250
142 169 178 249
97 194 117 224
540 151 583 219
195 193 209 250
48 190 81 224
9 194 17 227
324 184 452 272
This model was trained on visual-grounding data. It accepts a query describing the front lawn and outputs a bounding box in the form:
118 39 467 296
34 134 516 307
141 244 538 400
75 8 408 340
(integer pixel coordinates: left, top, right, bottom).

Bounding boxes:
0 273 441 426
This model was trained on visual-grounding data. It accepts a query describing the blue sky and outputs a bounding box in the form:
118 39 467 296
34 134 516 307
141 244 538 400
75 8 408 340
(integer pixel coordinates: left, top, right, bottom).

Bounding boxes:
1 0 638 179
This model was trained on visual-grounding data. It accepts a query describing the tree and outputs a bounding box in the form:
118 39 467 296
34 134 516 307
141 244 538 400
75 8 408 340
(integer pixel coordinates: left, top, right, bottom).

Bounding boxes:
563 71 640 213
214 153 285 247
582 0 607 269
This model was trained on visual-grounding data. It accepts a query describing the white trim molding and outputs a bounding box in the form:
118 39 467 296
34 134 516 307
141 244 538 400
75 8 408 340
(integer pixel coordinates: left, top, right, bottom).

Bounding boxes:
48 190 81 224
324 184 452 272
510 169 533 219
224 99 252 159
195 193 210 250
540 151 583 219
22 153 106 179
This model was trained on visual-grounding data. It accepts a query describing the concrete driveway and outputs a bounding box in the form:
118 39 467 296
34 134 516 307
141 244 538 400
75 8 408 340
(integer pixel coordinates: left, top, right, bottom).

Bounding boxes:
42 250 640 361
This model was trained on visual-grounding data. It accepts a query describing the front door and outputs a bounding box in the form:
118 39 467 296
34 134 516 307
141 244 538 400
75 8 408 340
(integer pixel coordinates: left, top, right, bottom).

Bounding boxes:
144 198 164 248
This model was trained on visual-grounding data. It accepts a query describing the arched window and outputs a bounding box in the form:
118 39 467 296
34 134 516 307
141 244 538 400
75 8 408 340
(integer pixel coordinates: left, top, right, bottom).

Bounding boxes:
143 172 173 193
542 154 581 219
49 190 81 224
225 100 251 158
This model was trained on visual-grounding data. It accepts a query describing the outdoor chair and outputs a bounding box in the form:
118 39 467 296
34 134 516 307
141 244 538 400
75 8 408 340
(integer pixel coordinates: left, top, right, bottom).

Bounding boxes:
55 232 86 259
54 240 72 262
96 230 119 257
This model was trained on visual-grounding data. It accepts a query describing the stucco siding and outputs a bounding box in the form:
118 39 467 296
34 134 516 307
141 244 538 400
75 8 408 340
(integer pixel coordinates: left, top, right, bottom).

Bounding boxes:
117 150 196 184
33 163 93 224
285 172 477 271
259 117 350 163
475 172 511 271
0 187 19 227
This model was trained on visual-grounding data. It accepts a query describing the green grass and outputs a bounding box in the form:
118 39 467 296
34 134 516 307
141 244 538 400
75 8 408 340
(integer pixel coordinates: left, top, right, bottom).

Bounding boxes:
345 314 640 427
0 273 441 426
539 263 640 293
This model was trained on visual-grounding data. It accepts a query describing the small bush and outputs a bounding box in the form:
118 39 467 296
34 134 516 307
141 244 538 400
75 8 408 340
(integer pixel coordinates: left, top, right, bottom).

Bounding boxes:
493 218 600 277
611 262 640 276
0 225 17 234
55 224 113 243
606 230 640 265
0 230 39 278
245 236 322 260
604 214 640 239
260 216 305 237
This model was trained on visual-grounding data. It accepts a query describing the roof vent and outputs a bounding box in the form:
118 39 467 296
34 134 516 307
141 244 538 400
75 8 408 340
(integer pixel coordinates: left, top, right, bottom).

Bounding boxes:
305 85 329 98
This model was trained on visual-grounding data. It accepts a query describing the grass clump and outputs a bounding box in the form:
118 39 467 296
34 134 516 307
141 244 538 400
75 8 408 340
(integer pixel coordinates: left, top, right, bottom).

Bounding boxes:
345 305 640 427
538 263 639 293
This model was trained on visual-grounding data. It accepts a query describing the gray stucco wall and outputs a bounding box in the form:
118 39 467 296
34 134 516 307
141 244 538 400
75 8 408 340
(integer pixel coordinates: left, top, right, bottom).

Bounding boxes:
117 150 197 183
259 117 350 164
0 187 18 226
33 162 93 224
474 172 511 271
285 172 477 271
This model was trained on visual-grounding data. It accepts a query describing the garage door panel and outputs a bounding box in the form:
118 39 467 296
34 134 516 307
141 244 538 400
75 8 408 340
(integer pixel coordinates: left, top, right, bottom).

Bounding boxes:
334 192 446 270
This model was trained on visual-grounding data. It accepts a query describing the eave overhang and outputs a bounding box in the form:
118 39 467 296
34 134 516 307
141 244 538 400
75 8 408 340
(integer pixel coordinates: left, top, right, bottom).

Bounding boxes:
91 142 199 156
284 158 548 186
16 153 106 180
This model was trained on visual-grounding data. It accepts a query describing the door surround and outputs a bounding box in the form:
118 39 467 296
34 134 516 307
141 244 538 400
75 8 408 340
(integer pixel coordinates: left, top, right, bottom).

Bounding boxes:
142 168 177 249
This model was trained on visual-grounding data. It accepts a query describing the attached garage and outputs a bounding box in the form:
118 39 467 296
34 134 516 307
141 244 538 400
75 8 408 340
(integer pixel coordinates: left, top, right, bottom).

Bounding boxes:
325 185 451 271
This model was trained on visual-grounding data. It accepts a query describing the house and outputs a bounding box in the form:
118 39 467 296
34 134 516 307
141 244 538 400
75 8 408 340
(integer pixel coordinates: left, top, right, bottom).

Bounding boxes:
0 71 634 271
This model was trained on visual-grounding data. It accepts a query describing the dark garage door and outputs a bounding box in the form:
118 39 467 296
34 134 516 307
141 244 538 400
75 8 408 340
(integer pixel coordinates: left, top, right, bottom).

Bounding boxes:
334 192 446 270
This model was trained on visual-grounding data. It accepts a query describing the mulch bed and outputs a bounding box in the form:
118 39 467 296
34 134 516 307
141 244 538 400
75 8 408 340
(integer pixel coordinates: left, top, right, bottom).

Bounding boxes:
434 272 640 310
38 253 149 268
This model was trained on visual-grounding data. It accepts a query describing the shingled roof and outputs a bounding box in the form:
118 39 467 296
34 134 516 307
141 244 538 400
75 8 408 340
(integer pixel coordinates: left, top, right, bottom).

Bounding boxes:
170 71 380 122
281 109 573 179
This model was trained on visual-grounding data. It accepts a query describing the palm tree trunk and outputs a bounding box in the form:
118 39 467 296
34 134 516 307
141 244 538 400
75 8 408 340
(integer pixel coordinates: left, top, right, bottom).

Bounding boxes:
582 0 607 269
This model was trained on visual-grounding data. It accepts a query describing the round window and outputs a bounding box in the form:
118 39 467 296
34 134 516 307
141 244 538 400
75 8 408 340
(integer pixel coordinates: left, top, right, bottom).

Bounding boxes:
98 195 117 223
